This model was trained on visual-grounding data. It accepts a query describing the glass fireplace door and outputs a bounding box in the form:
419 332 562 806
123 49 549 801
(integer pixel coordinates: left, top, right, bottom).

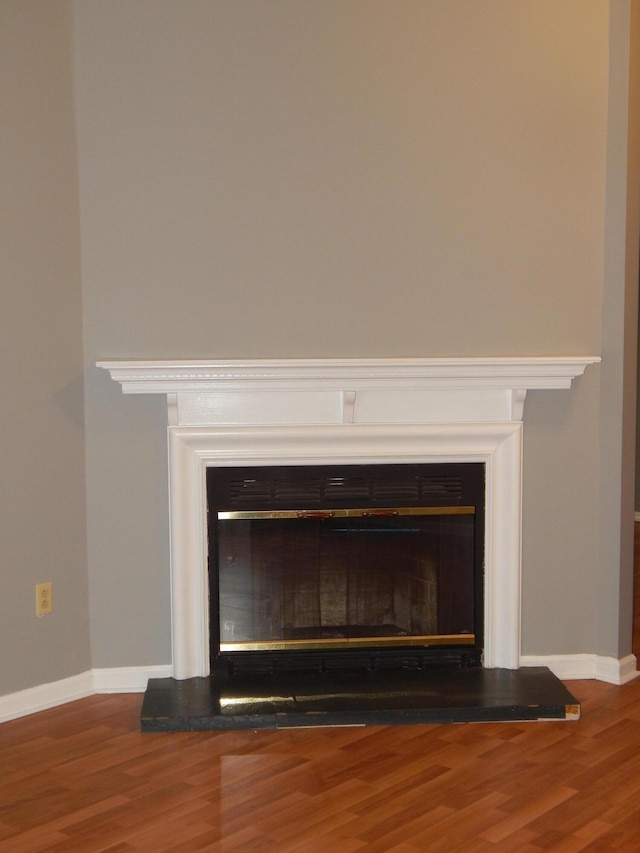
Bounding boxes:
215 507 476 652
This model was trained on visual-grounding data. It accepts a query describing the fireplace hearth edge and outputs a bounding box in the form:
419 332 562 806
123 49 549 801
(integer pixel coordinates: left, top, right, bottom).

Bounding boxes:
140 666 580 731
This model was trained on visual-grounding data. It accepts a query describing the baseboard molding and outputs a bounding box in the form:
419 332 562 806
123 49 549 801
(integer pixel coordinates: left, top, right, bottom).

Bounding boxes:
0 665 173 724
521 653 640 685
92 665 173 694
0 672 95 724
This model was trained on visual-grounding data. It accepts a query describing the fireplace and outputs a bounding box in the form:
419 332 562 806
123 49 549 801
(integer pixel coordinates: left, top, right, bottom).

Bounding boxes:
208 462 485 675
98 356 598 686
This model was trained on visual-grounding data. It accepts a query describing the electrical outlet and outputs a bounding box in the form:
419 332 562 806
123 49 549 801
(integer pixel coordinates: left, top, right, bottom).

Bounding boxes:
36 582 53 616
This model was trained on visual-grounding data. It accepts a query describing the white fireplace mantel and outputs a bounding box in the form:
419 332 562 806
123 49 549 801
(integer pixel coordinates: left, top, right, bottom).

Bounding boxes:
98 356 599 680
98 356 598 425
98 356 598 395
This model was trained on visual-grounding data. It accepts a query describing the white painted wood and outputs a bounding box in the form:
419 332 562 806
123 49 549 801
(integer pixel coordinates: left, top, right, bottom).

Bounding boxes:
168 422 523 678
521 654 639 685
0 667 173 723
0 673 94 724
173 388 519 426
176 389 342 427
98 356 600 398
92 665 174 693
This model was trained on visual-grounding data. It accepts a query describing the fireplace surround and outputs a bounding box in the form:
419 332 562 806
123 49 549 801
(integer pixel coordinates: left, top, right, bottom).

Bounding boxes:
99 357 599 682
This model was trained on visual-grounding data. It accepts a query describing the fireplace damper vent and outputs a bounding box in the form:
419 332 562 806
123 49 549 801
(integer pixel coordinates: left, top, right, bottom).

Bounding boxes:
223 648 469 677
224 470 464 509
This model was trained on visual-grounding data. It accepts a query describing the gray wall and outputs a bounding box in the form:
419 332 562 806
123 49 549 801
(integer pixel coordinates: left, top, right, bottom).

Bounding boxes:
2 1 638 696
602 0 639 657
74 0 629 668
75 1 607 360
0 1 90 694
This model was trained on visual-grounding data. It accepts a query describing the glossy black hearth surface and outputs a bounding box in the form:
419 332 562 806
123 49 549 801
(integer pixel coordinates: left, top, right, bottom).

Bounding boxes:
141 666 579 731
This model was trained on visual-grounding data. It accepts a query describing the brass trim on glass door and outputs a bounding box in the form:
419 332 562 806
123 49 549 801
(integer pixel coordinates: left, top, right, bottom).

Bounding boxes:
217 506 475 521
219 633 476 652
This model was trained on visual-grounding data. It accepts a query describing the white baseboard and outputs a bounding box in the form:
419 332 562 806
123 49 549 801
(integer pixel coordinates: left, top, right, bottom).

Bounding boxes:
521 653 640 685
0 672 95 724
0 665 173 724
92 665 173 693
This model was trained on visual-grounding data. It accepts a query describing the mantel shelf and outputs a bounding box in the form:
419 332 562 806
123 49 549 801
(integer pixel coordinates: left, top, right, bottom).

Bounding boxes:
98 356 600 395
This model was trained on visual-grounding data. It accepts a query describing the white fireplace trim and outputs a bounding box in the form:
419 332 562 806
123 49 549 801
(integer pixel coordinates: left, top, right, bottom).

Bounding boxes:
168 422 524 678
98 357 599 681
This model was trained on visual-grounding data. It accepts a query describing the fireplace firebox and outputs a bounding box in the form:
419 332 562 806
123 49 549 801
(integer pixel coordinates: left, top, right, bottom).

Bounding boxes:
207 462 484 676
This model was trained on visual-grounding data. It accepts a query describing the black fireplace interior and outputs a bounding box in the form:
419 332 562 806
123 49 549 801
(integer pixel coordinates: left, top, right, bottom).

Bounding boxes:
207 462 485 677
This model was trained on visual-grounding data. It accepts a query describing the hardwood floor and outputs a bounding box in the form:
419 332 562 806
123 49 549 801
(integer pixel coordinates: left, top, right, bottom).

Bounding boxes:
2 677 640 852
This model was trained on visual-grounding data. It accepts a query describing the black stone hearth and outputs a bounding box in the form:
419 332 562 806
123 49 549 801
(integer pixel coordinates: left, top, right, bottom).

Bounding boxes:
141 666 579 731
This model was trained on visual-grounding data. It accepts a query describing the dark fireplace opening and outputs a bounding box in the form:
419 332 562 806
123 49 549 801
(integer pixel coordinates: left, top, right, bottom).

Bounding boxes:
207 462 485 677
